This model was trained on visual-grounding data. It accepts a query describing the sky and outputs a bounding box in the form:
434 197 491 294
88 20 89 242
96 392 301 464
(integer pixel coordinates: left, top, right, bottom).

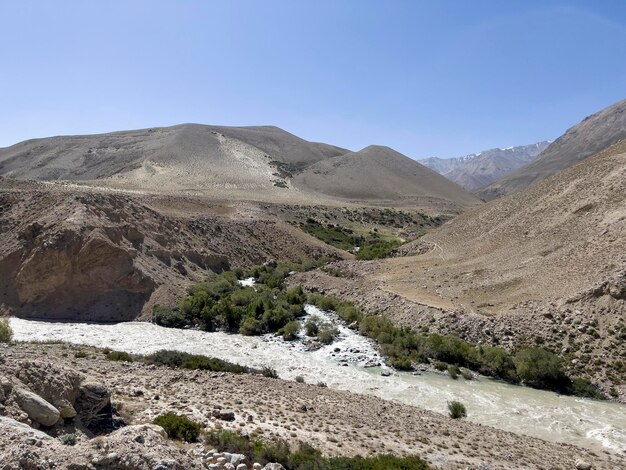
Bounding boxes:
1 1 625 158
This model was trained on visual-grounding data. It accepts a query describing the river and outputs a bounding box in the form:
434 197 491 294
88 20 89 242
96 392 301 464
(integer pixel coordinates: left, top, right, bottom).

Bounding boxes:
9 309 626 454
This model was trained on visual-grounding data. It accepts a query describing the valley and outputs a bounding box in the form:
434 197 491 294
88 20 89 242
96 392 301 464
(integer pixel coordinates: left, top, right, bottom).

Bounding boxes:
1 98 626 470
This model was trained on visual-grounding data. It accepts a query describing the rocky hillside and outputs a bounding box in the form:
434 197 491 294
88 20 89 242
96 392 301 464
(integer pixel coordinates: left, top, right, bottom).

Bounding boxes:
0 124 480 211
420 142 549 190
478 97 626 200
293 140 626 398
0 180 344 321
293 145 481 206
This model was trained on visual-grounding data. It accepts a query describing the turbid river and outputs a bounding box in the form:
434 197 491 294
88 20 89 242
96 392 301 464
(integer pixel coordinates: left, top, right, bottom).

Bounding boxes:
9 307 626 454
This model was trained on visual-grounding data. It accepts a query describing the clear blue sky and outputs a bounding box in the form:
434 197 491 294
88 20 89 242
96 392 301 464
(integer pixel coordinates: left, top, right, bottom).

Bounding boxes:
1 1 625 158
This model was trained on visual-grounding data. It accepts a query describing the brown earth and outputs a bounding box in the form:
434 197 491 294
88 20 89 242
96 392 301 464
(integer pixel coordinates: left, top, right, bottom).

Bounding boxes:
291 141 626 398
2 343 624 470
0 180 349 321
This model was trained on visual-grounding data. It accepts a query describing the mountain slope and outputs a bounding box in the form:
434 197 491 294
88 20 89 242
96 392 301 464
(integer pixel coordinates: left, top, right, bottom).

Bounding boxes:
0 125 481 210
292 145 482 206
477 98 626 200
420 142 549 190
0 124 348 194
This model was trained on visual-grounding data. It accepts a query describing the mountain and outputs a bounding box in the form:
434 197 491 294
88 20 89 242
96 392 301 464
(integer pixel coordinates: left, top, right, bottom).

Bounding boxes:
295 139 626 396
419 142 549 190
293 145 482 206
0 124 480 210
477 97 626 200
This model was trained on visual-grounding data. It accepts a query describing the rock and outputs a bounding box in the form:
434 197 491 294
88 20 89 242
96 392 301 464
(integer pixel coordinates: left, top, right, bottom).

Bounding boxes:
253 464 263 470
212 409 236 421
0 416 52 440
75 382 112 431
380 369 391 377
575 460 592 470
264 464 286 470
13 387 60 426
236 464 248 470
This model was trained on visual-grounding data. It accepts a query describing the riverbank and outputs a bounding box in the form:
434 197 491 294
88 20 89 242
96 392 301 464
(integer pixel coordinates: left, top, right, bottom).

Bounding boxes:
2 342 624 470
9 317 626 454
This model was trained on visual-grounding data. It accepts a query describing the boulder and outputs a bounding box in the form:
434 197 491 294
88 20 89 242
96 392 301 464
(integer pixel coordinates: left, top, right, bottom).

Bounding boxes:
575 460 592 470
0 416 53 440
13 388 60 426
212 409 235 421
263 464 286 470
75 382 112 432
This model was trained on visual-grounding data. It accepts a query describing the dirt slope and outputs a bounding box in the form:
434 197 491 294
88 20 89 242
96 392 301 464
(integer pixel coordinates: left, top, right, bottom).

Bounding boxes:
0 181 344 321
478 97 626 200
0 124 479 211
293 145 482 206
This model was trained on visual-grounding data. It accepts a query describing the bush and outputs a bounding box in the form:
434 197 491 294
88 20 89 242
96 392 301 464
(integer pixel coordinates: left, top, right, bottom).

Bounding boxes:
447 400 467 419
205 429 430 469
278 320 301 341
295 375 305 383
0 319 12 343
144 350 248 374
153 305 189 329
447 364 460 380
153 412 201 442
106 351 133 362
569 378 605 399
59 433 77 446
514 347 570 392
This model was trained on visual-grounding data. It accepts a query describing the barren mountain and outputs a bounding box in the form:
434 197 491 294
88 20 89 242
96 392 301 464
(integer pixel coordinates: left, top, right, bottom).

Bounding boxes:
293 140 626 396
477 97 626 200
293 145 482 206
420 142 549 190
0 125 480 211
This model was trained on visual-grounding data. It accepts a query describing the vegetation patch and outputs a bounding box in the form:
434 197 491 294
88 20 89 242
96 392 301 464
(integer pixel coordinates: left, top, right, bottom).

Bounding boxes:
0 318 13 343
299 219 402 259
205 429 430 469
306 293 605 398
447 401 467 419
153 412 201 442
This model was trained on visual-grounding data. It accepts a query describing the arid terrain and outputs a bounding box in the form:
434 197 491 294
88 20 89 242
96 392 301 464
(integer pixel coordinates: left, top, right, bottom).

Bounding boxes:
1 98 626 469
2 343 623 470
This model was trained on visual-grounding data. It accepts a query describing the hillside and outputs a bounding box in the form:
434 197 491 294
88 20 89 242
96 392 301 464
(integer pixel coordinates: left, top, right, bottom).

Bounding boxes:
294 140 626 396
477 97 626 200
293 145 482 206
420 142 549 190
0 124 480 210
0 124 347 196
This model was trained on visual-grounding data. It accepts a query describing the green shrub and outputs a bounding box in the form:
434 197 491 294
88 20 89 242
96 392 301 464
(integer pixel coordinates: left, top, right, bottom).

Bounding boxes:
261 367 279 379
295 375 305 383
569 378 605 399
144 350 247 374
448 364 460 380
239 315 262 336
59 433 77 446
0 319 12 343
278 320 301 341
153 305 189 328
304 317 320 336
153 412 201 442
205 429 430 469
106 351 133 362
447 400 467 419
514 347 570 392
74 351 87 358
433 360 447 371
